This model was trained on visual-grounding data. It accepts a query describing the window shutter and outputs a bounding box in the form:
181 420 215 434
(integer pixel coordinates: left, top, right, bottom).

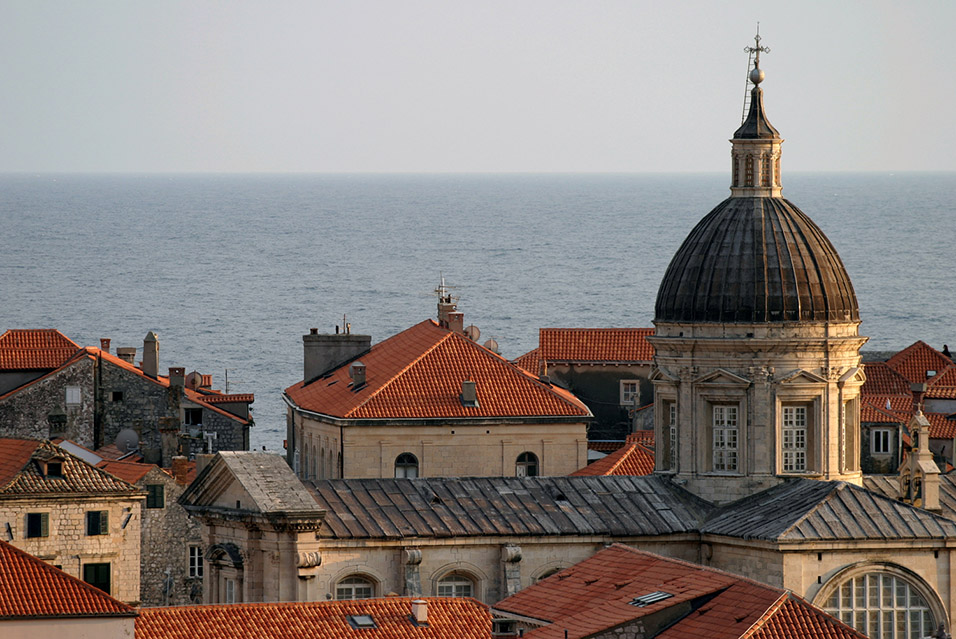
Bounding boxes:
40 512 49 537
99 511 108 535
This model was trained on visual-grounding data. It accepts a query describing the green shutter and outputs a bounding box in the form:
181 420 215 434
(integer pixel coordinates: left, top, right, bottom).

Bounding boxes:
40 512 49 537
99 511 108 535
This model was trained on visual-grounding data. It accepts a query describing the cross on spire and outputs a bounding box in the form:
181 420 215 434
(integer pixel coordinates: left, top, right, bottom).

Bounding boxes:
744 24 770 68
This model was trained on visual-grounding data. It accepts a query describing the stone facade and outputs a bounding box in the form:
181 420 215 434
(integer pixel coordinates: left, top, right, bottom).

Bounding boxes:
0 357 96 447
293 411 588 480
1 493 143 603
137 465 203 607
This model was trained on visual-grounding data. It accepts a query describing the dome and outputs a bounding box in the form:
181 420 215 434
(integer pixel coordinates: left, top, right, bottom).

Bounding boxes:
654 197 859 323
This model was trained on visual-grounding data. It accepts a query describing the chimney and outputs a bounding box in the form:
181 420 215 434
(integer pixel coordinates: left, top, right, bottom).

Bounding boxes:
143 331 160 378
100 338 111 353
411 600 428 625
447 311 464 335
461 380 478 407
169 367 185 388
303 327 371 381
116 347 136 364
349 361 366 386
170 455 191 485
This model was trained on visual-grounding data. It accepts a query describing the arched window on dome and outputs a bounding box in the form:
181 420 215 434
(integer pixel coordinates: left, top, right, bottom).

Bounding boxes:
822 571 937 639
744 155 755 186
761 154 772 187
395 453 419 478
732 156 740 187
516 452 539 477
774 155 781 186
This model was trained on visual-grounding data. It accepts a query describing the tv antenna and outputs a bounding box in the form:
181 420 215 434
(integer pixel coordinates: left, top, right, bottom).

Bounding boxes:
224 369 246 394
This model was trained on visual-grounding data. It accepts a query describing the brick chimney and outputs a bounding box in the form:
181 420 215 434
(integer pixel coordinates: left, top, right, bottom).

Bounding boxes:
170 455 191 485
447 311 464 335
116 347 136 364
100 338 111 354
303 327 371 381
143 331 159 378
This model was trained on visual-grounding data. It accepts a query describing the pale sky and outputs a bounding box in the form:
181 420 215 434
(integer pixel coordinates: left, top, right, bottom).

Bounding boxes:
1 0 953 173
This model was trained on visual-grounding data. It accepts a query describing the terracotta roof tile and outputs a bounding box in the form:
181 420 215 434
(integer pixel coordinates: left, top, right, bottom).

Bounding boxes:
95 444 144 462
96 460 156 484
571 432 654 476
744 595 866 639
135 597 489 639
0 439 140 496
539 328 655 363
513 347 542 374
0 539 135 619
861 362 911 397
196 392 255 404
285 320 590 420
926 412 956 439
587 441 626 453
0 329 79 370
927 367 956 398
885 341 955 384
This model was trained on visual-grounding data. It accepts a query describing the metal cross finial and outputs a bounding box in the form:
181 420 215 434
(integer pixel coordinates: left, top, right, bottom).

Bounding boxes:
744 23 770 68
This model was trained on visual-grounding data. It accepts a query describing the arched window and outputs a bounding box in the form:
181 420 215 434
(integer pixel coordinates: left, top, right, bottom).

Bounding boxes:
823 571 936 639
516 452 538 477
336 575 374 600
761 154 772 187
395 453 419 478
744 155 754 186
535 567 563 583
437 573 474 598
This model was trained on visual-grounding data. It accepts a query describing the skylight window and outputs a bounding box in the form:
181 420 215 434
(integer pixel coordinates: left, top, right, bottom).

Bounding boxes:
347 614 377 629
628 591 674 607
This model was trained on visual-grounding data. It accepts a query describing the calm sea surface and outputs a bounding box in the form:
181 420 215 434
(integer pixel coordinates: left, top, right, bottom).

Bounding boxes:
1 172 953 451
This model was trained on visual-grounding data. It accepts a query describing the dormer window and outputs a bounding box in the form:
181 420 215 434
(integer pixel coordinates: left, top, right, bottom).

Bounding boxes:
347 614 377 629
45 461 63 478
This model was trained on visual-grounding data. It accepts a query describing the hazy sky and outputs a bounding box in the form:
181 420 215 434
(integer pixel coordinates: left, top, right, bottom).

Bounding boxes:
1 1 953 173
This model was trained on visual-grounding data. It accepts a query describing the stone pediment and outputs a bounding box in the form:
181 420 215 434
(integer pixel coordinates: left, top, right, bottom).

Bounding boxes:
693 369 751 387
778 369 828 385
839 367 865 384
650 367 680 383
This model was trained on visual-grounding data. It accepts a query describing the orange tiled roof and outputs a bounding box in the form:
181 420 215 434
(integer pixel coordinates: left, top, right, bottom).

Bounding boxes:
539 328 655 363
0 329 79 370
495 545 864 639
285 320 590 420
0 439 140 496
0 539 135 619
513 347 542 374
135 597 489 639
197 392 255 404
96 460 156 484
861 362 911 397
926 412 956 439
885 341 954 384
571 432 655 476
861 400 906 424
95 444 144 462
928 366 956 398
587 440 626 454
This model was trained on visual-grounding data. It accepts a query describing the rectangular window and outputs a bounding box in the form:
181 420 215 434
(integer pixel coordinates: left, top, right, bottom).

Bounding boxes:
782 406 808 472
712 405 738 472
225 578 236 604
189 546 204 578
668 403 678 470
86 510 108 536
65 386 81 405
184 408 203 426
83 562 111 594
111 390 124 402
146 484 165 509
872 429 892 455
26 512 49 538
620 380 640 406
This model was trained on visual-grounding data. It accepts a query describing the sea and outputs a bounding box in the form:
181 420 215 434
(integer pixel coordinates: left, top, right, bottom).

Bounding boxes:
1 172 953 452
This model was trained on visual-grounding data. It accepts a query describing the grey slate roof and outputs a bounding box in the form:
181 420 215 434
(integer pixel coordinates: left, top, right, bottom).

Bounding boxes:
864 474 956 524
306 475 713 540
215 451 321 514
701 479 956 541
733 86 780 139
654 196 860 323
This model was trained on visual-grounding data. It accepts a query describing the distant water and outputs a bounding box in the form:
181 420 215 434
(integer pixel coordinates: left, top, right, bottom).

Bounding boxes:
1 172 954 451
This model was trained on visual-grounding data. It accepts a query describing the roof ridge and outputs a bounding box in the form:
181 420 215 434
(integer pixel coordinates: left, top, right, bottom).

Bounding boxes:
343 321 452 418
739 590 790 639
774 481 845 539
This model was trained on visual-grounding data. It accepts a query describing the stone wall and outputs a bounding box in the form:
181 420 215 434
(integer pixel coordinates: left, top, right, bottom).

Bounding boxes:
98 360 175 454
0 493 143 603
548 363 654 441
0 357 96 447
138 467 203 607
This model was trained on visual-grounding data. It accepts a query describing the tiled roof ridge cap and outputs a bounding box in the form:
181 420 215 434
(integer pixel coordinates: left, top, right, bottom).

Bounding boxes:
738 590 790 639
0 539 135 617
502 348 592 415
773 481 846 539
143 594 486 612
835 479 956 530
342 320 452 418
0 328 80 348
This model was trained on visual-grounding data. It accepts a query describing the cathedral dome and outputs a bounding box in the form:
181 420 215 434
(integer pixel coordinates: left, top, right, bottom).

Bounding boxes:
654 41 859 325
654 196 859 323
